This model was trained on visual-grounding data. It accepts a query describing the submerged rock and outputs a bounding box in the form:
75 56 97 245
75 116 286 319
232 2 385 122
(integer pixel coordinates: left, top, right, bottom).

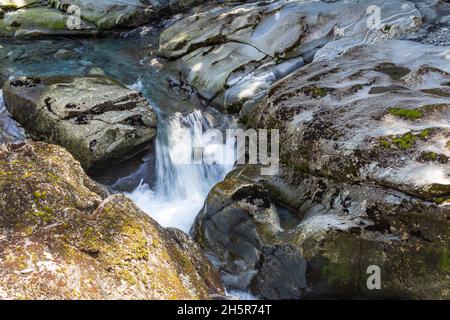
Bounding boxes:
0 142 224 299
253 40 450 199
48 0 153 30
193 165 450 299
159 0 422 114
2 75 157 170
192 166 307 299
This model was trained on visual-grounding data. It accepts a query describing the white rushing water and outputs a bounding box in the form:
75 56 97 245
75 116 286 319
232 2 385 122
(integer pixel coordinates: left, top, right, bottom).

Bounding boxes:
128 110 235 233
0 90 25 144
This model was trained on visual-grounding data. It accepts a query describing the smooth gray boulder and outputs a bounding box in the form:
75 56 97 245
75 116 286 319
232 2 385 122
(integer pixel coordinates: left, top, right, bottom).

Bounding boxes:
159 0 423 114
0 142 224 299
193 40 450 299
48 0 154 29
259 40 450 199
0 91 25 144
193 164 450 299
2 75 157 170
0 7 97 38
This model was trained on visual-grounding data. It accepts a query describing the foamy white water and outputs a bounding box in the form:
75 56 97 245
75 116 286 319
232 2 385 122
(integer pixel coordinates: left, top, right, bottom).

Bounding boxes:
226 290 259 300
129 110 235 233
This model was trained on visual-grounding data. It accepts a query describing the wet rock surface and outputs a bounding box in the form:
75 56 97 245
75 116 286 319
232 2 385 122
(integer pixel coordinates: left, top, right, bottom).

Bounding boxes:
2 75 157 170
49 0 154 30
0 0 211 37
192 166 308 299
159 0 422 114
0 6 98 38
1 0 450 301
0 0 39 9
192 39 450 300
0 142 224 299
193 165 450 299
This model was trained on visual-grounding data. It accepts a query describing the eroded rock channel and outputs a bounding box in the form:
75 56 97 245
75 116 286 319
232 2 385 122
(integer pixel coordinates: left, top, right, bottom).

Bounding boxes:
0 0 449 300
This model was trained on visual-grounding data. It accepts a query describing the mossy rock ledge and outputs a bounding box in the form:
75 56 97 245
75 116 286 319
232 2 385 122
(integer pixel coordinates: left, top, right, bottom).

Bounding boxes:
0 142 224 299
2 75 157 171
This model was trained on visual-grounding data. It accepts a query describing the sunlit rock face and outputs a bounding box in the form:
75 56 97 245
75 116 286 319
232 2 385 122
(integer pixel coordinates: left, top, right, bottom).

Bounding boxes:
193 39 450 299
0 142 224 299
0 0 211 37
0 6 97 38
252 40 450 199
48 0 153 29
48 0 210 29
159 0 422 114
2 75 157 170
0 0 39 9
0 66 8 88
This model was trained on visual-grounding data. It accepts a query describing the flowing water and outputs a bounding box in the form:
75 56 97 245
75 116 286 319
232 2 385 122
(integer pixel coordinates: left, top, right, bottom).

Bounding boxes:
0 36 236 233
128 110 235 233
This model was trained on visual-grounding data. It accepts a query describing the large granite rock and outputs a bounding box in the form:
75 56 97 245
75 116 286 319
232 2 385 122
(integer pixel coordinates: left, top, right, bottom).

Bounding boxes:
193 40 450 299
193 165 450 299
48 0 154 30
0 142 224 299
254 40 450 199
48 0 210 29
0 7 97 38
0 0 211 37
159 0 423 114
2 75 157 170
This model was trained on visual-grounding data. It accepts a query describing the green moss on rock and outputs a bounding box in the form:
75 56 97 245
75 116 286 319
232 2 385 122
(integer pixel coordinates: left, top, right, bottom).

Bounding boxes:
388 107 423 120
392 132 416 149
379 138 391 148
302 86 329 98
418 151 448 163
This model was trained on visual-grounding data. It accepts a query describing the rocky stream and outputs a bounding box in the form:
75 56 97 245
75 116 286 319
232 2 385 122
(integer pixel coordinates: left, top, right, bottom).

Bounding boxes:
0 0 449 299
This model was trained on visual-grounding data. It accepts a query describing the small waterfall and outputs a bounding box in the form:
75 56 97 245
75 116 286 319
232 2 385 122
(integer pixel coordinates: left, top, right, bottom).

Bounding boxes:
129 109 235 233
